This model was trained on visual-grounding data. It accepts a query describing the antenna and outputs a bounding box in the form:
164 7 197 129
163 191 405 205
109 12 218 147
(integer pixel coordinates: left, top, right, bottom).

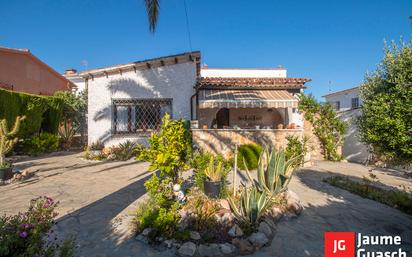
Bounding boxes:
81 60 88 71
183 0 193 52
328 80 332 92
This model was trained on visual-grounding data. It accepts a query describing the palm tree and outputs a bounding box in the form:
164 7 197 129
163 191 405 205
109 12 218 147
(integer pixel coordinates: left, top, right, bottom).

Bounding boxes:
145 0 160 32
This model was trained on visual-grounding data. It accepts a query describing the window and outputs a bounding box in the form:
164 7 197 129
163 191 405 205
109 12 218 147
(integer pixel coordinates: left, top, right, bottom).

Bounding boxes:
335 101 340 111
113 99 172 134
351 97 359 109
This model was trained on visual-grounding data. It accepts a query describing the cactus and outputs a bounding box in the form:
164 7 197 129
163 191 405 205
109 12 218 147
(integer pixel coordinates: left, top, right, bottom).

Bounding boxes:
0 116 25 167
243 148 299 196
204 156 224 182
228 186 271 225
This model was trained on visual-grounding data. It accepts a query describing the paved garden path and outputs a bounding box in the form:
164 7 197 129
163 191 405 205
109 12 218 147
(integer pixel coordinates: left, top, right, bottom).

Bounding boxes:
1 154 411 257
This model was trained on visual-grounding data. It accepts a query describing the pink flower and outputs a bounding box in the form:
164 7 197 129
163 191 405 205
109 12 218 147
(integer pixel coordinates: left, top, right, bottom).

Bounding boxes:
43 197 54 208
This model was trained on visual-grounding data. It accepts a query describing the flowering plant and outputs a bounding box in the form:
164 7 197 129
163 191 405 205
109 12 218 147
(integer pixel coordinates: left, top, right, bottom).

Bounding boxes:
0 196 74 257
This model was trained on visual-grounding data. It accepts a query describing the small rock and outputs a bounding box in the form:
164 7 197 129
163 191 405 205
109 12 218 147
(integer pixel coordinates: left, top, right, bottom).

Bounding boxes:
156 236 164 242
141 228 152 236
248 232 269 248
178 242 197 256
286 190 303 215
219 243 235 254
232 238 253 253
163 239 174 248
178 209 189 219
135 234 148 243
263 218 277 231
267 206 284 221
228 224 244 237
219 199 230 210
14 173 22 180
198 244 221 257
220 212 234 225
258 221 272 238
21 170 29 177
190 231 201 240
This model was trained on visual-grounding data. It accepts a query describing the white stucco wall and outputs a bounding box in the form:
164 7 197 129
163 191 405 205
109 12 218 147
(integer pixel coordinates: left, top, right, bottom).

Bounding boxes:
324 87 362 112
88 61 197 147
339 109 369 163
200 68 287 78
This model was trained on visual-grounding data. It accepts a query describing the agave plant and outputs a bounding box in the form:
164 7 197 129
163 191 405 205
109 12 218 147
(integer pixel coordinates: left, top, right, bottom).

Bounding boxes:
228 186 271 225
243 148 299 196
204 156 224 182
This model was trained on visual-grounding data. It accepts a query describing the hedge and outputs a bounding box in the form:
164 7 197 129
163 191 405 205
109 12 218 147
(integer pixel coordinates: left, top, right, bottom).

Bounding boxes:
0 88 64 139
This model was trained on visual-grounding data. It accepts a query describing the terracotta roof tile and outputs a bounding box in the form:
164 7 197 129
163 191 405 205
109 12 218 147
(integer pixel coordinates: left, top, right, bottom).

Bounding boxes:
197 77 310 89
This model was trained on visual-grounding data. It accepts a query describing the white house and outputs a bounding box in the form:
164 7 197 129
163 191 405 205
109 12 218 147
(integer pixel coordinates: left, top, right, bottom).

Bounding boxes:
77 51 200 147
323 86 368 163
323 86 362 112
71 51 316 158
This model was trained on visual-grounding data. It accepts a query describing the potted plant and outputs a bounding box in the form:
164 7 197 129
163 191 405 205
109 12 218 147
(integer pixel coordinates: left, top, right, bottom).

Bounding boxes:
203 156 224 198
0 116 25 182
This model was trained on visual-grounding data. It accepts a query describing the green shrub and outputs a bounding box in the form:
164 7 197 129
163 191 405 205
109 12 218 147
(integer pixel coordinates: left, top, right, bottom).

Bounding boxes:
298 93 347 161
285 135 310 167
134 199 180 239
237 144 262 170
112 140 138 161
358 40 412 164
0 88 63 139
137 114 192 181
23 133 60 156
0 196 75 257
190 151 232 194
144 175 175 208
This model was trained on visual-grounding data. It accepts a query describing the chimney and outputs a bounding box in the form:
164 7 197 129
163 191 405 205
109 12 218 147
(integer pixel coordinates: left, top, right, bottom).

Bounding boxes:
64 68 77 76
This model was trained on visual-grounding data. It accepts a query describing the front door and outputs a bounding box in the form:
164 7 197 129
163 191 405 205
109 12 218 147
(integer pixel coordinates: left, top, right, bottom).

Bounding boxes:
216 108 229 129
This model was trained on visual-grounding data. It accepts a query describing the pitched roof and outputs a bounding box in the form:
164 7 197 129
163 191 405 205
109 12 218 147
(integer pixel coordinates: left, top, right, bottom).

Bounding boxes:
322 86 359 97
196 77 310 90
0 46 75 89
79 51 201 78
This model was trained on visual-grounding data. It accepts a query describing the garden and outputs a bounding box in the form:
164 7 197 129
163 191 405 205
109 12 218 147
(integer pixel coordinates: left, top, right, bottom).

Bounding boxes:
126 114 307 257
0 89 87 184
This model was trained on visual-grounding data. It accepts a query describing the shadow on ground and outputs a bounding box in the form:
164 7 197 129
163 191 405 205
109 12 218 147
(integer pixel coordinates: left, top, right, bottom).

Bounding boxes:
54 170 171 257
54 163 412 257
248 167 412 257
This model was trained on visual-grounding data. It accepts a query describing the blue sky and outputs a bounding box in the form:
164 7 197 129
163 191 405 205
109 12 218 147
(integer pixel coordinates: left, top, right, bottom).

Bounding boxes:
1 0 411 99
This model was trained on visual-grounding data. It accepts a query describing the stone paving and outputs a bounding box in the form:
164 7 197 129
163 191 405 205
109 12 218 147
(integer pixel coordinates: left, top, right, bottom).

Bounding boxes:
1 153 411 257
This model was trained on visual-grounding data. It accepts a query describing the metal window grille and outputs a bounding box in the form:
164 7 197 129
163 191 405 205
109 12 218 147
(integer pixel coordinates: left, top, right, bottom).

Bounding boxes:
351 97 359 109
113 99 172 134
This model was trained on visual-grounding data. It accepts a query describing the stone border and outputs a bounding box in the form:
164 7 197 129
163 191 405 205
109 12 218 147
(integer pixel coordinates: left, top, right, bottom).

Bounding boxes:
135 190 303 257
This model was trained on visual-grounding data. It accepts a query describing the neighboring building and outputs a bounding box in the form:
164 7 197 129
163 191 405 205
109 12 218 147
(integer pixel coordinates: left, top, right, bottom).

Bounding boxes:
323 86 362 112
63 69 86 94
0 46 74 95
323 86 368 163
80 51 318 158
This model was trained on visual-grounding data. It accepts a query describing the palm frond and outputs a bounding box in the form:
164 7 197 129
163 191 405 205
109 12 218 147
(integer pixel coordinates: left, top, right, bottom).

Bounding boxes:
144 0 160 33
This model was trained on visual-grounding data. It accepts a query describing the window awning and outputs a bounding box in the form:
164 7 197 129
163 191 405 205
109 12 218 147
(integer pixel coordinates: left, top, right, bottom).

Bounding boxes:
198 89 298 109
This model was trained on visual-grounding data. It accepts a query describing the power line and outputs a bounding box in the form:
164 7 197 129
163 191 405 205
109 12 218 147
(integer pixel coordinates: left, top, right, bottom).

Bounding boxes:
183 0 193 52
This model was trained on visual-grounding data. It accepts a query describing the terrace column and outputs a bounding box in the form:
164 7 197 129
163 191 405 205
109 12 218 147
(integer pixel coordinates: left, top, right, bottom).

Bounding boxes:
285 107 293 126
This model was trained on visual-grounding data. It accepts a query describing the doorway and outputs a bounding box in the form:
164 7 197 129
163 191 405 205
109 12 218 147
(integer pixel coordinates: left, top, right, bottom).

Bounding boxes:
216 108 229 129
